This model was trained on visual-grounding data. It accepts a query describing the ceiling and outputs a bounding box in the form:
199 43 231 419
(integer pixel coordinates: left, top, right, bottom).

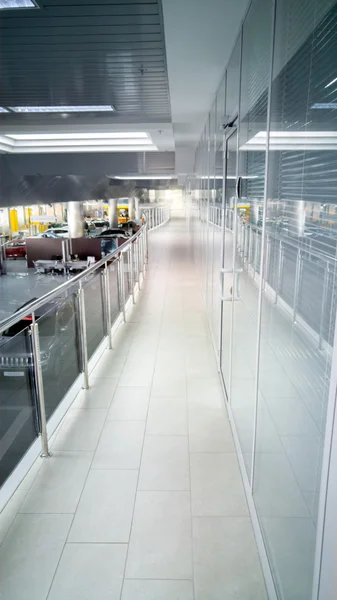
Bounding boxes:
162 0 250 174
0 0 171 118
0 0 250 195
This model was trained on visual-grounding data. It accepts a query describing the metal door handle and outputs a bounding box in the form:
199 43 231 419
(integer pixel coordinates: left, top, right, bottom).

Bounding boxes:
236 176 242 201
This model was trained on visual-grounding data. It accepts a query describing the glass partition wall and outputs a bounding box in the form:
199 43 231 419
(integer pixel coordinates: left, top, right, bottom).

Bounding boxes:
189 0 337 598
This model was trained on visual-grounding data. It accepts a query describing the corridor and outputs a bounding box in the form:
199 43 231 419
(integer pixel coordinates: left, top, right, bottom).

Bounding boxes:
0 217 266 600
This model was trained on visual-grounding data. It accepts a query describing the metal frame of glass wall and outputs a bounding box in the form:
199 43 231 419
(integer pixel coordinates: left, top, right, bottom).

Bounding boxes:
189 0 337 598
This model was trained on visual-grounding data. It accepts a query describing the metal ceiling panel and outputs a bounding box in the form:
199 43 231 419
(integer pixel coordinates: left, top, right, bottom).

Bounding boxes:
0 0 171 119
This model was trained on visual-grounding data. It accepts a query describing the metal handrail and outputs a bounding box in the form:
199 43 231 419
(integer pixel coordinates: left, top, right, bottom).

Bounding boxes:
0 221 146 335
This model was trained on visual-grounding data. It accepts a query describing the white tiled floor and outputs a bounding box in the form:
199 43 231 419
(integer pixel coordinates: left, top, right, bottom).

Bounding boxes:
0 217 267 600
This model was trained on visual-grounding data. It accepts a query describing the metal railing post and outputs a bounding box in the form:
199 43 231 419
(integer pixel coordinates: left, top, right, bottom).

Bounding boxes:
78 281 89 389
319 262 329 350
30 315 52 458
275 240 284 304
264 234 271 290
293 248 303 324
117 257 126 321
103 263 112 350
129 245 135 304
137 237 143 290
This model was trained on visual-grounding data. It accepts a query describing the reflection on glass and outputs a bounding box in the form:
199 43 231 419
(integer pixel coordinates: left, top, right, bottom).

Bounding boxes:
253 1 336 599
0 323 39 484
83 272 104 359
38 291 81 419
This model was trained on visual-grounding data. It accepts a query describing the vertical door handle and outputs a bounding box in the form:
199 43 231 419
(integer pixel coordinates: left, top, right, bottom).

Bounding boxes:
236 176 242 201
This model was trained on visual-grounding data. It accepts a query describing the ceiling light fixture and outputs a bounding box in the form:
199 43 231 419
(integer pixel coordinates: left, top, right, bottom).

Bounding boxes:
9 132 148 141
0 0 38 9
113 175 176 180
0 107 9 113
240 130 337 151
325 77 337 89
8 105 115 113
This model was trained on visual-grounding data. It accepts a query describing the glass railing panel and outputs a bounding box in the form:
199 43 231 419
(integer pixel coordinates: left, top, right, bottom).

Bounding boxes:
0 323 39 484
37 288 81 419
108 261 120 326
83 271 105 359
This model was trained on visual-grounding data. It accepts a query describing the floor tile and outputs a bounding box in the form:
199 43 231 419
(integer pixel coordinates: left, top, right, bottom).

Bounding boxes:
147 397 187 435
68 470 137 542
193 517 267 600
48 543 127 600
0 488 28 545
126 491 192 579
92 420 145 470
122 579 194 600
139 435 189 491
52 408 107 452
0 513 72 600
107 386 151 421
19 452 92 514
72 378 119 409
90 350 126 378
187 377 223 409
190 453 248 517
188 405 234 453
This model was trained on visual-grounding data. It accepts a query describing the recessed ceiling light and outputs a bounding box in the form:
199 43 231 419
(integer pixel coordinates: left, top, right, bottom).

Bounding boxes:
0 107 9 113
9 132 149 140
8 105 115 113
0 0 38 8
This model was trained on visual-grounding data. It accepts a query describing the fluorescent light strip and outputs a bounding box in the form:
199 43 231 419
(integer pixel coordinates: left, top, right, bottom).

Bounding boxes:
325 77 337 89
9 105 115 113
0 107 9 113
8 145 157 153
14 138 154 148
0 0 37 9
114 175 175 180
9 132 149 140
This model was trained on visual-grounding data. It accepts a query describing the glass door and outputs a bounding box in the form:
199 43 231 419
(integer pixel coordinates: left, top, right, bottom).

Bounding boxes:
220 126 238 398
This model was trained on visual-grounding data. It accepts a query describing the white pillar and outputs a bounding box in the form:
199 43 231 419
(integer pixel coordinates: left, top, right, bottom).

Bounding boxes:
68 201 84 238
135 198 140 220
128 197 134 220
109 198 118 228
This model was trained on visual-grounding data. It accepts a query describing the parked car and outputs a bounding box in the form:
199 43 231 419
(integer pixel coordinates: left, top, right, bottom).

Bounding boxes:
5 240 26 259
36 227 69 238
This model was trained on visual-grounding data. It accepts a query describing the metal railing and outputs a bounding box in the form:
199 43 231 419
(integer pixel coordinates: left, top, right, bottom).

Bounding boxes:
200 200 337 350
0 205 169 494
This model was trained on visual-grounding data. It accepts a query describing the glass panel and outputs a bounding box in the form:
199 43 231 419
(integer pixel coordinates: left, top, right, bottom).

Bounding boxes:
253 1 337 599
83 271 104 359
38 290 81 419
231 0 273 481
109 261 120 325
0 323 39 484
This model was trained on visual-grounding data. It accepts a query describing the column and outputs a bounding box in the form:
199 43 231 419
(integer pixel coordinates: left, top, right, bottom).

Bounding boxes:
128 197 134 220
68 201 84 238
135 198 140 220
109 198 118 228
